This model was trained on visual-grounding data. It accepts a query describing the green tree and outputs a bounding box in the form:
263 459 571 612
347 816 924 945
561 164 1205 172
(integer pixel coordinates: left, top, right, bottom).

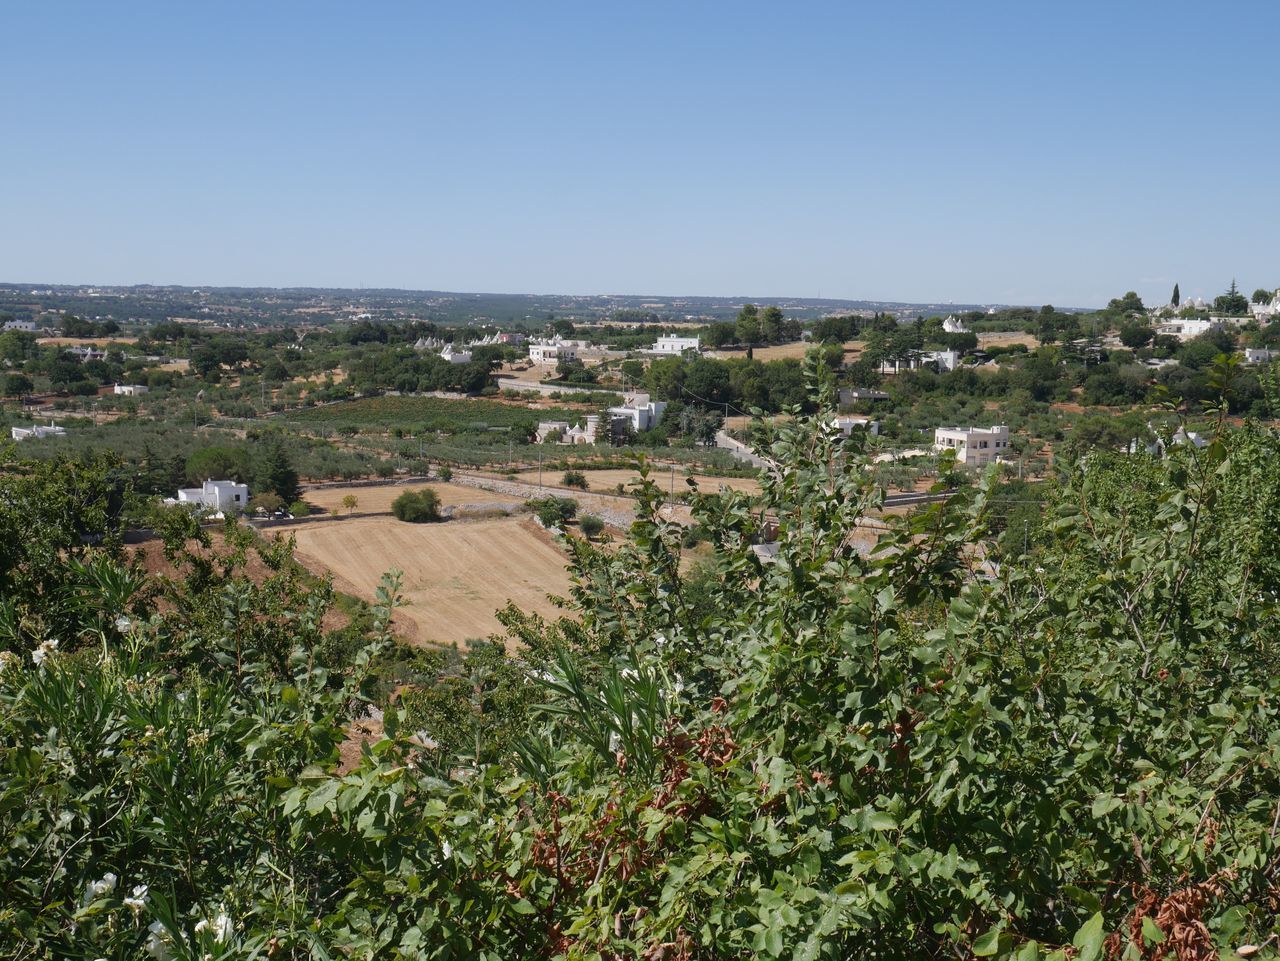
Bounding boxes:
252 439 300 502
1214 279 1249 315
1251 287 1273 305
578 514 605 539
250 492 286 515
758 305 785 343
734 304 760 345
1118 322 1154 349
1172 281 1180 307
1106 291 1145 315
3 372 33 397
528 495 576 529
185 446 251 486
391 488 441 522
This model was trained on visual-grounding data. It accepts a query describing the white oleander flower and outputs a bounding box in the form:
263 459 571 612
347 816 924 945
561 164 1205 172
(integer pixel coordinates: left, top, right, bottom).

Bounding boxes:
195 910 232 942
32 638 59 668
123 884 148 916
85 871 118 900
144 920 176 960
115 615 133 632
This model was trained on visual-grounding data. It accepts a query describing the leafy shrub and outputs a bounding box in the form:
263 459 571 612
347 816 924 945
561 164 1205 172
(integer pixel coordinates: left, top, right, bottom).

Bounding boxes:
5 362 1280 959
436 465 453 482
526 495 576 529
562 469 588 489
578 514 604 539
287 499 311 517
390 488 441 523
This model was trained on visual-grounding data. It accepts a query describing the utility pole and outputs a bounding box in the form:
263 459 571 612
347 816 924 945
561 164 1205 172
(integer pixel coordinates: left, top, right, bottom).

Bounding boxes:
538 450 543 490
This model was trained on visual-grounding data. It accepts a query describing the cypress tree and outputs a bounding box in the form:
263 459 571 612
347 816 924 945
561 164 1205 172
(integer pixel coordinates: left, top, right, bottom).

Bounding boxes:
253 439 300 502
1172 282 1180 307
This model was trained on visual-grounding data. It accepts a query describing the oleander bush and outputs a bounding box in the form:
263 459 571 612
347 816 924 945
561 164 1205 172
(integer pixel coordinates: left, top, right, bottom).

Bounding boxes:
3 360 1280 959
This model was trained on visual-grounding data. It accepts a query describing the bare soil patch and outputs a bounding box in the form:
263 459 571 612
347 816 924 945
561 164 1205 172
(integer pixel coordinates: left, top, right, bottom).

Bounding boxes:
289 515 574 648
303 481 515 515
515 466 760 496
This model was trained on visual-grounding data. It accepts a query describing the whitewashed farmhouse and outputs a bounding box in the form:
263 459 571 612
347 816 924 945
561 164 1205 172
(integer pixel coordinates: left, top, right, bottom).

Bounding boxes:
934 425 1010 466
173 479 250 514
651 334 700 355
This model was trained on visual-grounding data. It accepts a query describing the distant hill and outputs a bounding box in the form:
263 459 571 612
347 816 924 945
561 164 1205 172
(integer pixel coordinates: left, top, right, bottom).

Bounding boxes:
0 282 1091 328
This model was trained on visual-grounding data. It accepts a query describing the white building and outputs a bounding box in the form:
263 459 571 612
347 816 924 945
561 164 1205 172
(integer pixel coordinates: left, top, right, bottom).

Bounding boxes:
528 337 580 365
1245 348 1278 365
607 392 667 432
1250 290 1280 321
941 315 970 334
67 345 107 363
11 422 67 441
2 318 37 332
1131 425 1210 456
174 479 250 514
881 349 961 373
832 416 879 437
1155 318 1224 341
536 415 600 445
650 334 701 355
839 387 891 404
113 383 150 395
440 344 472 365
933 425 1010 466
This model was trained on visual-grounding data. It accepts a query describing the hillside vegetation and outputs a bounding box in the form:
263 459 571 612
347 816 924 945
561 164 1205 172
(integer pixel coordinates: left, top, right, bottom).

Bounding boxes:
2 365 1280 959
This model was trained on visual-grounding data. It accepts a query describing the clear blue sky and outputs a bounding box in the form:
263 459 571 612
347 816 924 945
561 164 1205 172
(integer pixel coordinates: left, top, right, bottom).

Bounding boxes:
3 1 1277 307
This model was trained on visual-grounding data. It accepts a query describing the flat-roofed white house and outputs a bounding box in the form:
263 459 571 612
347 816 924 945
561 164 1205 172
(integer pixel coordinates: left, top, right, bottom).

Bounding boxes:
651 334 701 355
832 415 880 436
11 422 67 441
440 344 472 365
608 392 667 432
934 425 1010 466
881 349 961 373
528 337 580 365
1156 318 1224 341
113 383 150 395
1245 347 1278 365
173 479 250 514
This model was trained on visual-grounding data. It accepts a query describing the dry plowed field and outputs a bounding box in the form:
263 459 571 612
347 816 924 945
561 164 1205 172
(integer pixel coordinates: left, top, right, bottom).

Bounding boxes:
303 481 514 515
513 467 760 496
290 515 572 647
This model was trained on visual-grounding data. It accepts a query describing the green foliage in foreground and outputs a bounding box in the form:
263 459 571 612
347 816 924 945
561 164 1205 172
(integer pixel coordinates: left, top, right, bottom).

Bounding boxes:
3 362 1280 959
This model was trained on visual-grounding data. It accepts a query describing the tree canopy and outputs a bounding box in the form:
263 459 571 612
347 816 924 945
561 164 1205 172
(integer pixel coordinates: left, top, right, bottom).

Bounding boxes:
3 367 1280 959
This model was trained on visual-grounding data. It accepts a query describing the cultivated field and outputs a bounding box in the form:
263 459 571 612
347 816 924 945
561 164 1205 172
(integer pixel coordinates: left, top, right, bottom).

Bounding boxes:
514 466 761 496
302 481 515 514
289 514 573 647
978 331 1037 349
710 339 865 362
37 336 139 347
